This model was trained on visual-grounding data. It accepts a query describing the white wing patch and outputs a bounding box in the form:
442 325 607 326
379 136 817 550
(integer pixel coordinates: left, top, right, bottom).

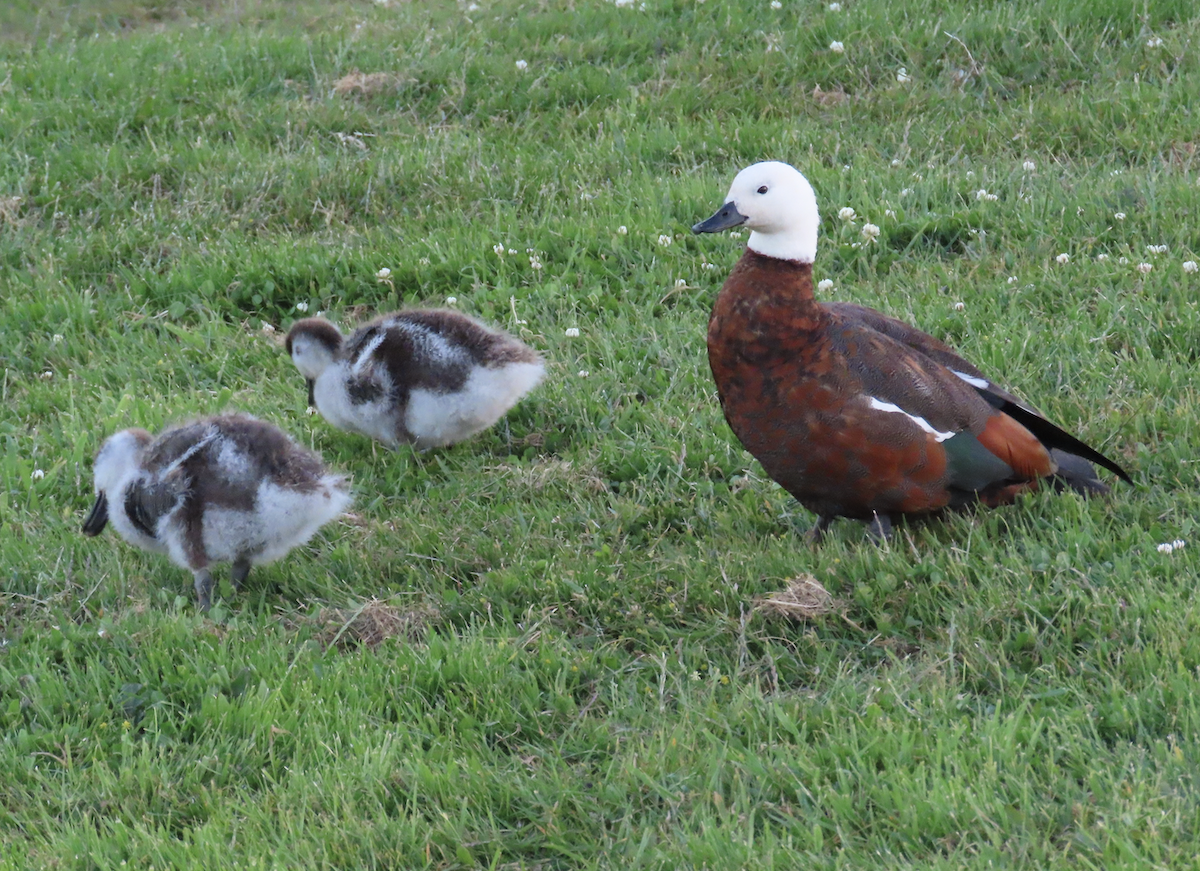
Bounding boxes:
951 370 989 389
866 397 956 443
351 332 388 375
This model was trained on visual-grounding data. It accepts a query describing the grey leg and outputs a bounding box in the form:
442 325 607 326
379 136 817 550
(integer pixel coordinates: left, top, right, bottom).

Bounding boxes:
230 558 251 591
866 512 894 544
805 515 835 545
193 569 215 612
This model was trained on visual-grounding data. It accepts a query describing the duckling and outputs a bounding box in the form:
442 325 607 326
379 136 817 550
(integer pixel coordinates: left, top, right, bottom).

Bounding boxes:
285 309 545 449
82 414 351 610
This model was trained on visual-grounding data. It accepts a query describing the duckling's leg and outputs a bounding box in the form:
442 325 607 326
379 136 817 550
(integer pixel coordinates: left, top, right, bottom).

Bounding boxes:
193 569 215 612
230 558 251 592
865 512 894 544
805 515 835 545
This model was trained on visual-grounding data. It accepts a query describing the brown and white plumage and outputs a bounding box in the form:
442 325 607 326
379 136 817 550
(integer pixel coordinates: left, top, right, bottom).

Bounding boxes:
285 309 545 450
693 161 1129 541
82 414 351 609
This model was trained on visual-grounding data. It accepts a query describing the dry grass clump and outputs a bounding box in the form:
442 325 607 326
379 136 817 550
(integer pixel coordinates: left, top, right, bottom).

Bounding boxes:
316 598 439 650
811 84 848 107
332 70 399 98
0 196 23 226
756 573 838 620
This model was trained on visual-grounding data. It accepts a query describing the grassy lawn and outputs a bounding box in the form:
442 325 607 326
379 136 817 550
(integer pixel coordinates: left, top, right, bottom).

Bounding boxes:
2 0 1199 867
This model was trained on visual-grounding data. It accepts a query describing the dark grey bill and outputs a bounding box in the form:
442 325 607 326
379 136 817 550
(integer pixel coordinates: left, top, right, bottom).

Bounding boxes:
81 492 109 536
692 202 748 234
306 378 316 408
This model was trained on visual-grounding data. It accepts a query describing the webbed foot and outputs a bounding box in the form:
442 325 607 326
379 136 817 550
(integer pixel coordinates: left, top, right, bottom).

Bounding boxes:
193 569 214 612
866 513 894 544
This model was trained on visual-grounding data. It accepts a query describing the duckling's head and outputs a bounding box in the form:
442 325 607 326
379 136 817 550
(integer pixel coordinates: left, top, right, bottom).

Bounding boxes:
83 428 152 536
286 318 345 405
692 161 819 264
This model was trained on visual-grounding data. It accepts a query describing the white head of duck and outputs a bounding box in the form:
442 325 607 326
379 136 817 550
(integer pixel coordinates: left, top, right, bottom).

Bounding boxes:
692 161 820 264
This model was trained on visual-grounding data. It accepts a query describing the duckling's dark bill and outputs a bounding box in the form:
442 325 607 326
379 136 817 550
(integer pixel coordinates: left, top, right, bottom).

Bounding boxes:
81 492 109 536
692 202 748 234
306 378 315 408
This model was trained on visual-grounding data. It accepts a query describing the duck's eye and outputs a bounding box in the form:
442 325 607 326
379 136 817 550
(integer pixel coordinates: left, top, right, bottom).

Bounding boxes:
757 185 769 194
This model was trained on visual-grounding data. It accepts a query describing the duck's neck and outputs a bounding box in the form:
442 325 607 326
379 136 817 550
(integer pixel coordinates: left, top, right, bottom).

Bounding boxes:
729 249 816 304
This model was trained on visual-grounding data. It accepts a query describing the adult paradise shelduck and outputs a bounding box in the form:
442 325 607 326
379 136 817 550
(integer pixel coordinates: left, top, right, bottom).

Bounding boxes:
285 309 545 450
82 414 351 610
692 160 1130 541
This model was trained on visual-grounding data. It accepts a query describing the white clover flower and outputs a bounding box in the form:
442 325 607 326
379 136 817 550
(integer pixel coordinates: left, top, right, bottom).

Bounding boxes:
827 1 840 9
1158 542 1174 554
953 301 965 311
565 327 580 337
39 370 53 380
51 334 64 343
890 158 901 167
306 406 318 415
861 223 880 240
1184 260 1198 274
445 296 457 305
261 322 276 333
900 187 913 196
508 248 517 255
1118 256 1129 265
817 279 834 291
658 234 672 246
838 206 856 221
1007 276 1018 283
1174 539 1187 550
1146 36 1164 48
375 267 392 280
729 230 743 238
617 225 628 235
842 164 851 172
1023 160 1036 172
615 0 634 6
1114 212 1126 221
1056 253 1070 264
529 256 543 270
31 469 45 480
578 370 590 377
884 209 895 218
896 67 911 83
829 41 844 53
975 189 990 200
1137 262 1152 274
419 257 431 266
966 170 976 180
515 59 528 71
702 261 718 271
493 244 505 256
295 301 309 312
675 278 687 288
1146 244 1168 254
1096 253 1110 262
770 0 782 8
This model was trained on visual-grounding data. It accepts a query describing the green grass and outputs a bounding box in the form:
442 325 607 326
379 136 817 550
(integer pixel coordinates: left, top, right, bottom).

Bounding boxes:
2 0 1200 867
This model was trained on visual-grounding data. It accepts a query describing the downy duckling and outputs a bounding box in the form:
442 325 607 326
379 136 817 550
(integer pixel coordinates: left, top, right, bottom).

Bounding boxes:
82 414 352 610
285 309 545 449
